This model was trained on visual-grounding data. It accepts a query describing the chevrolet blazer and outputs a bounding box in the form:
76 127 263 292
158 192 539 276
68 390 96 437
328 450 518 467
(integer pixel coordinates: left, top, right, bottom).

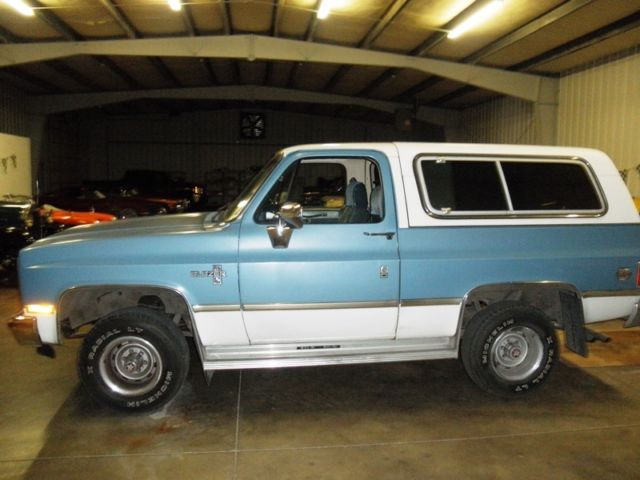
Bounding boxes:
9 142 640 410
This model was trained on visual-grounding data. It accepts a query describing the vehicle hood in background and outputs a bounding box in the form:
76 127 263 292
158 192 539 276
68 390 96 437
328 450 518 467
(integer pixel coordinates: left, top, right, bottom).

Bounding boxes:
31 212 218 246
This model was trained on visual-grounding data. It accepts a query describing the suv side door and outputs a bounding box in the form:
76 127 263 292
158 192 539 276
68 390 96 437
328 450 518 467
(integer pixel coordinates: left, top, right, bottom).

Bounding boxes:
238 149 400 344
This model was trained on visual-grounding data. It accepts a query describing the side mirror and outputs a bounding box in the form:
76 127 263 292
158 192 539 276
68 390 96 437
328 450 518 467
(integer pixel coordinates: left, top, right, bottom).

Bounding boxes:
279 202 303 229
266 202 303 249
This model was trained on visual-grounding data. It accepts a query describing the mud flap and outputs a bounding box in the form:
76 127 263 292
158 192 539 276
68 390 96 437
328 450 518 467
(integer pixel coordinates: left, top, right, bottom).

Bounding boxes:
559 290 588 357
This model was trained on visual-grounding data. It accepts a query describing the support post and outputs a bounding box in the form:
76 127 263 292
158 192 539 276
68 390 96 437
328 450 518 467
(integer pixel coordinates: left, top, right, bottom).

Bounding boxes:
534 77 559 145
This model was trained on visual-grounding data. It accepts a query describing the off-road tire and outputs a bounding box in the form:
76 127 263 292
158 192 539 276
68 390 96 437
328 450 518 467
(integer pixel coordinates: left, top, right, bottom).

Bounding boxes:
461 301 558 396
78 307 189 411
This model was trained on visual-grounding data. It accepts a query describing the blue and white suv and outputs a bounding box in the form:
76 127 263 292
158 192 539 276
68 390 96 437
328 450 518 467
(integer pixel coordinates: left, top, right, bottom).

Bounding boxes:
10 143 640 410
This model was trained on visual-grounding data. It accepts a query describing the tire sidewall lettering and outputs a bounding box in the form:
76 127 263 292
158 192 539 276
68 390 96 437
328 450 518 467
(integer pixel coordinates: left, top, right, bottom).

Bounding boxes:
78 308 188 411
125 370 174 409
87 328 122 364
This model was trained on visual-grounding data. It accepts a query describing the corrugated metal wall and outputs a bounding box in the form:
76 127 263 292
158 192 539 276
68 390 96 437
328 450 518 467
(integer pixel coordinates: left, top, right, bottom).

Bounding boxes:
39 115 90 192
458 96 536 144
558 46 640 196
0 83 29 137
82 109 442 186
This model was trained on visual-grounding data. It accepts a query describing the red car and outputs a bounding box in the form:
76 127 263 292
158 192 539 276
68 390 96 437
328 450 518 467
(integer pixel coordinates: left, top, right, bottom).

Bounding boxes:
39 205 116 227
40 187 186 218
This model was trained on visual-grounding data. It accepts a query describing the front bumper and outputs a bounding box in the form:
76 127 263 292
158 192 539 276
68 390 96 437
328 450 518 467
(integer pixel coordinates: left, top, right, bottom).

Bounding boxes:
8 313 41 345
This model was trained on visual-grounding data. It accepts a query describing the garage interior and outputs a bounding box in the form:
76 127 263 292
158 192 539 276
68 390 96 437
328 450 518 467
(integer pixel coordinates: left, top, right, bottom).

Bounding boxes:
1 0 640 478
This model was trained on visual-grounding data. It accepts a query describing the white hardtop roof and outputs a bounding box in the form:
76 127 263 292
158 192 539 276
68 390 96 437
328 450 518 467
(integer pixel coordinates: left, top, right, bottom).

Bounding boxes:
278 142 636 225
280 142 611 165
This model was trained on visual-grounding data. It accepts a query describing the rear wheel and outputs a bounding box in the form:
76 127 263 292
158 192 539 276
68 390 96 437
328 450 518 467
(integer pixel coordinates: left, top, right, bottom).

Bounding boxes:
461 302 558 395
78 307 189 410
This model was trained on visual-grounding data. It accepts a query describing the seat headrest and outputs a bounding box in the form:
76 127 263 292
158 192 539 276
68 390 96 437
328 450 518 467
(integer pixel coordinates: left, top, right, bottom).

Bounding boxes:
345 179 367 208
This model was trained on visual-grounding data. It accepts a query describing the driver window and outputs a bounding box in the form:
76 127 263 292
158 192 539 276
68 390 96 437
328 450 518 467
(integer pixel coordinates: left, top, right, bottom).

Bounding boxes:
255 158 384 225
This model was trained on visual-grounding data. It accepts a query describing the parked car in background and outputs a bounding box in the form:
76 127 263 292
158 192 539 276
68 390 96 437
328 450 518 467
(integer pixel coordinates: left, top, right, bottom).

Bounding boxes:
0 195 35 286
40 205 117 228
41 186 185 218
0 196 118 285
87 170 205 210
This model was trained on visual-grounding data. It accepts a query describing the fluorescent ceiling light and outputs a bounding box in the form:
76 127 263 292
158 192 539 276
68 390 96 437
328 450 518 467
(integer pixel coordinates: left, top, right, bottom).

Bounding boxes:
317 0 336 20
448 0 504 39
168 0 181 12
2 0 34 16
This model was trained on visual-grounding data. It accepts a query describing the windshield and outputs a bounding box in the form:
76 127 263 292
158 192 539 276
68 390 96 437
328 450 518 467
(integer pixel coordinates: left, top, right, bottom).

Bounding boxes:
222 152 283 223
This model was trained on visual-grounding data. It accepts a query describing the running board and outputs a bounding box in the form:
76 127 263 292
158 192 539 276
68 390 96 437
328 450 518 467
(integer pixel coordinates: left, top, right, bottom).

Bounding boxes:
201 337 458 371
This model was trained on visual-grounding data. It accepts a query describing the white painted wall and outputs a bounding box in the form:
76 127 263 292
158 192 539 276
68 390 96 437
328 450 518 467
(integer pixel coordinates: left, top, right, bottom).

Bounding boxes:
0 132 31 196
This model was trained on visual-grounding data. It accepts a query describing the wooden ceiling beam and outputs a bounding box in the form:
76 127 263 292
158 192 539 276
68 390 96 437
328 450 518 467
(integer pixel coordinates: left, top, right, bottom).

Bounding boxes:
181 5 197 37
0 25 21 44
513 9 640 71
97 0 139 39
29 0 82 41
271 0 286 37
94 57 142 89
323 0 410 93
44 60 104 91
25 0 146 92
362 0 411 49
96 0 182 88
393 0 594 104
464 0 593 65
16 1 111 93
1 68 61 93
426 9 640 107
353 1 480 99
149 57 181 87
220 1 232 35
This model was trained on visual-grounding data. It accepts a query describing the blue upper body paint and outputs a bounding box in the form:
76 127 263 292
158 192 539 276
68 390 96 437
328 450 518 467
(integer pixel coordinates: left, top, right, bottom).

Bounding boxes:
18 147 640 308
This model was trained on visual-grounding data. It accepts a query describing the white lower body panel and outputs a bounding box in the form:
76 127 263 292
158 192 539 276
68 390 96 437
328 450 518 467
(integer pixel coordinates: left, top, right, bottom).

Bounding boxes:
583 295 640 324
396 304 460 339
193 310 249 346
242 306 398 344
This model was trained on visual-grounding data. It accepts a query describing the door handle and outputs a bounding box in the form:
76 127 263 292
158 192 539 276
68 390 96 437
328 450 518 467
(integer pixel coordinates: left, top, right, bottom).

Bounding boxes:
364 231 396 240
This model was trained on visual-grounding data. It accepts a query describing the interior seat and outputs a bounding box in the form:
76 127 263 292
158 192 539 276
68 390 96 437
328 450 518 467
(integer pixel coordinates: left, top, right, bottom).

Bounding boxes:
340 178 370 223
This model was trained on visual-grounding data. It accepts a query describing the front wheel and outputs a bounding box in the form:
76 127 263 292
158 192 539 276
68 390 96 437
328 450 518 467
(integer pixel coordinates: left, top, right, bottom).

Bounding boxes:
460 302 558 396
78 307 189 411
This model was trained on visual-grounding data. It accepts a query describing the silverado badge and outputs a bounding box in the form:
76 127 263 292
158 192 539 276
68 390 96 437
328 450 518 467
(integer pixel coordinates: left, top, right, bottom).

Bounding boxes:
190 265 226 285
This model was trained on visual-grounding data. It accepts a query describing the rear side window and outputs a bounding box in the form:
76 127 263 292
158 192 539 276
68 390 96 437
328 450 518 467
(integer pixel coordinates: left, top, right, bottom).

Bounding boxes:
416 156 604 218
501 162 602 211
420 160 507 212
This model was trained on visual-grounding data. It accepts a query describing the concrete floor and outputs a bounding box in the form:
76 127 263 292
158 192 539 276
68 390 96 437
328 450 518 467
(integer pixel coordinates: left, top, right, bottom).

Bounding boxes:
1 287 640 480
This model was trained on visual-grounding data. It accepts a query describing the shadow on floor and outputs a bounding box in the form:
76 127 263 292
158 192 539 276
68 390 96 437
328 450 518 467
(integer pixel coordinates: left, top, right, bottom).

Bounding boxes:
18 349 635 479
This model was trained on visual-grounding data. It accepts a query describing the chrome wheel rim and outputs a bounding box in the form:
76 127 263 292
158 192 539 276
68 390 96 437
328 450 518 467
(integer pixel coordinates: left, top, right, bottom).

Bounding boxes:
489 326 544 382
98 336 163 397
